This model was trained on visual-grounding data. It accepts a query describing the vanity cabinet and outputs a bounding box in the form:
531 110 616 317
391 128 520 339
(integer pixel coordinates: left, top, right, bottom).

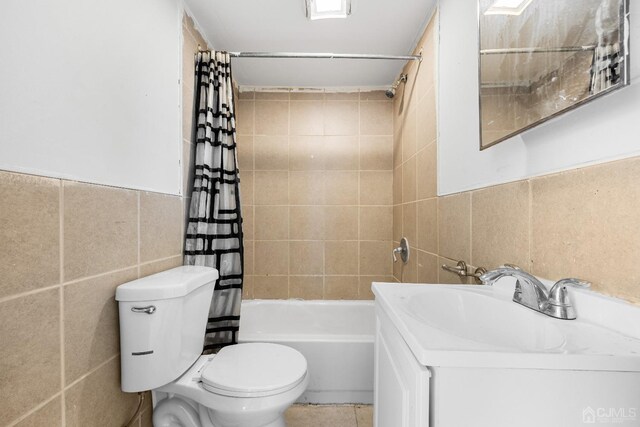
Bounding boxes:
374 307 430 427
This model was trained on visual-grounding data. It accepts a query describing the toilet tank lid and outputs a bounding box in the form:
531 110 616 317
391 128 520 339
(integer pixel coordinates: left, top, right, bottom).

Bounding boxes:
115 266 218 302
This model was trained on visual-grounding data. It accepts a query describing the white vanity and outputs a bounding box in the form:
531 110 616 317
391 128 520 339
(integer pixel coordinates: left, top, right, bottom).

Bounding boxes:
373 280 640 427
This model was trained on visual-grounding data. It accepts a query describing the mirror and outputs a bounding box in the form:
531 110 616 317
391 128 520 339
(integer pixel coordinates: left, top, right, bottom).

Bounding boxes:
478 0 630 149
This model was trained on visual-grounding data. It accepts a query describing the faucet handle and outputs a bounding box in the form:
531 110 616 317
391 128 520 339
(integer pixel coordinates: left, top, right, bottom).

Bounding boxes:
548 278 591 305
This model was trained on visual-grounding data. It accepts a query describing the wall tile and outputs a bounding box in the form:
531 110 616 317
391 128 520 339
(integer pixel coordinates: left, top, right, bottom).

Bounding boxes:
64 268 138 384
402 107 417 162
242 206 254 240
289 241 323 275
254 171 289 205
242 275 254 299
236 100 254 135
290 101 324 135
417 198 438 254
402 156 417 203
324 101 359 135
393 205 403 243
360 171 393 205
472 181 530 270
401 203 417 245
325 276 359 299
358 276 395 299
236 135 254 171
0 289 60 426
324 241 358 275
360 136 393 171
140 192 182 263
289 206 325 240
438 193 471 262
360 241 392 275
254 136 289 170
255 91 289 100
254 206 289 240
290 91 324 101
65 358 138 427
416 143 437 200
289 136 325 171
243 241 254 275
255 101 289 135
360 91 389 101
417 250 438 283
240 171 254 207
393 166 402 205
289 276 323 299
531 159 640 300
360 102 393 135
324 136 359 170
63 182 137 281
416 89 436 151
323 206 358 240
325 92 359 101
14 397 62 427
289 171 325 205
360 207 393 241
253 276 288 299
324 171 358 205
139 256 183 278
254 241 288 275
0 171 60 299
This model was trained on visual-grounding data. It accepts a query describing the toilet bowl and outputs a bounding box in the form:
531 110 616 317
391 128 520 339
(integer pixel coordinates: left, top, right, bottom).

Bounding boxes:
115 267 309 427
153 343 309 427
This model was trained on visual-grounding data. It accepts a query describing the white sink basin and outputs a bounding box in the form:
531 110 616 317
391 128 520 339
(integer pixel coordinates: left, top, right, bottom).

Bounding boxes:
373 281 640 371
405 289 565 352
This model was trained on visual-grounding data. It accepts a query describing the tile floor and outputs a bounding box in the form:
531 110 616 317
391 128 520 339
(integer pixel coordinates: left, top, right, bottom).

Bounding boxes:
285 404 373 427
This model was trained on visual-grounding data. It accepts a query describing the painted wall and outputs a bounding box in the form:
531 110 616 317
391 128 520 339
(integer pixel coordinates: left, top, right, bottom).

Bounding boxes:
438 0 640 195
0 0 182 195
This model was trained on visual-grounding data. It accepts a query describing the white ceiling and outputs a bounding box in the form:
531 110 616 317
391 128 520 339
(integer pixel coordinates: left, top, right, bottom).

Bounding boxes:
184 0 437 88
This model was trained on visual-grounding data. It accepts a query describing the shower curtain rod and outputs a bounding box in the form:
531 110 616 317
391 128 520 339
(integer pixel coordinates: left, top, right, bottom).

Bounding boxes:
227 51 422 61
480 46 597 55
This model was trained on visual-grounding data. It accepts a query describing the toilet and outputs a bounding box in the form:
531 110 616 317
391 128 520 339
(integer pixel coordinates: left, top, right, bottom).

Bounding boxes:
116 266 309 427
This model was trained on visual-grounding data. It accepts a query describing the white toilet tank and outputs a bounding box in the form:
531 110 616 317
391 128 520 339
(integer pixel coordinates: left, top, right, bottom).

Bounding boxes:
116 266 218 392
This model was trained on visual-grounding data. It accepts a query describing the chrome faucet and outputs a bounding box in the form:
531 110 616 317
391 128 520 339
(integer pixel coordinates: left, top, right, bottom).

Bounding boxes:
480 266 590 320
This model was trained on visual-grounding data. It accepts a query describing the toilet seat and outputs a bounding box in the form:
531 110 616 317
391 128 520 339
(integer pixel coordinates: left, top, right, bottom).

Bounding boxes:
201 343 307 398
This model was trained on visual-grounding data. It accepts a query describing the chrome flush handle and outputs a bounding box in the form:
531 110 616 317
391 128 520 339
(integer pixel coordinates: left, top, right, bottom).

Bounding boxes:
131 305 156 314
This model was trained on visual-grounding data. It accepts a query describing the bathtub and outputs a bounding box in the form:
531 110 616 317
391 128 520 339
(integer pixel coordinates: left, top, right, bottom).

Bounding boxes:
238 300 375 404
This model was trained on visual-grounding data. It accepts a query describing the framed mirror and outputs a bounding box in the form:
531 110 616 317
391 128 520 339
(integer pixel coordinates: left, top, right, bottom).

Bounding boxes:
478 0 630 150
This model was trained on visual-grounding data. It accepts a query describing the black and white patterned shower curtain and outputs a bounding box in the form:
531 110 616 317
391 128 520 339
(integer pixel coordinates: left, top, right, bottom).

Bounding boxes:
184 51 244 354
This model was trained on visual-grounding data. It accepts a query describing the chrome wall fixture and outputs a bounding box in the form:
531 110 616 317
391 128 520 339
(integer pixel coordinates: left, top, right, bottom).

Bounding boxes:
392 237 410 264
441 260 487 283
227 52 422 61
385 73 408 99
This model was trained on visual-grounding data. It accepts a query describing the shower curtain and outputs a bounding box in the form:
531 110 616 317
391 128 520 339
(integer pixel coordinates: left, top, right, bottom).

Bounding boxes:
184 51 244 354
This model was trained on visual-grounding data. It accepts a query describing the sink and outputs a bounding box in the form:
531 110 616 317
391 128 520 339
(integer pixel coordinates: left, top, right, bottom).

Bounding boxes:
405 288 565 352
373 281 640 371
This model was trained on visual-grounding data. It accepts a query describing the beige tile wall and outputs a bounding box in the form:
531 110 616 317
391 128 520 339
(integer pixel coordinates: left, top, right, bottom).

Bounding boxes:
395 10 640 305
237 89 395 300
0 172 183 427
0 12 207 427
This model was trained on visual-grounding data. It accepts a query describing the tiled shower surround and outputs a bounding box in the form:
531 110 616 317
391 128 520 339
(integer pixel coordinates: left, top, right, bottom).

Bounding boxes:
236 90 396 300
394 11 640 305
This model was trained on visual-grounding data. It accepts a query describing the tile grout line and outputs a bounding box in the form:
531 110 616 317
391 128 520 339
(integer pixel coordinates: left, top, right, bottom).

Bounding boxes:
6 391 64 427
59 180 66 426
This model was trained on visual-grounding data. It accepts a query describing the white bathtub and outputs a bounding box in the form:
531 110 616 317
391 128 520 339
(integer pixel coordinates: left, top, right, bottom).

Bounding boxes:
238 300 375 404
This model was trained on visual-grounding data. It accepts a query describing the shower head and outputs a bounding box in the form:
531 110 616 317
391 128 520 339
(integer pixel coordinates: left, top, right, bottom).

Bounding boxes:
385 74 408 99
